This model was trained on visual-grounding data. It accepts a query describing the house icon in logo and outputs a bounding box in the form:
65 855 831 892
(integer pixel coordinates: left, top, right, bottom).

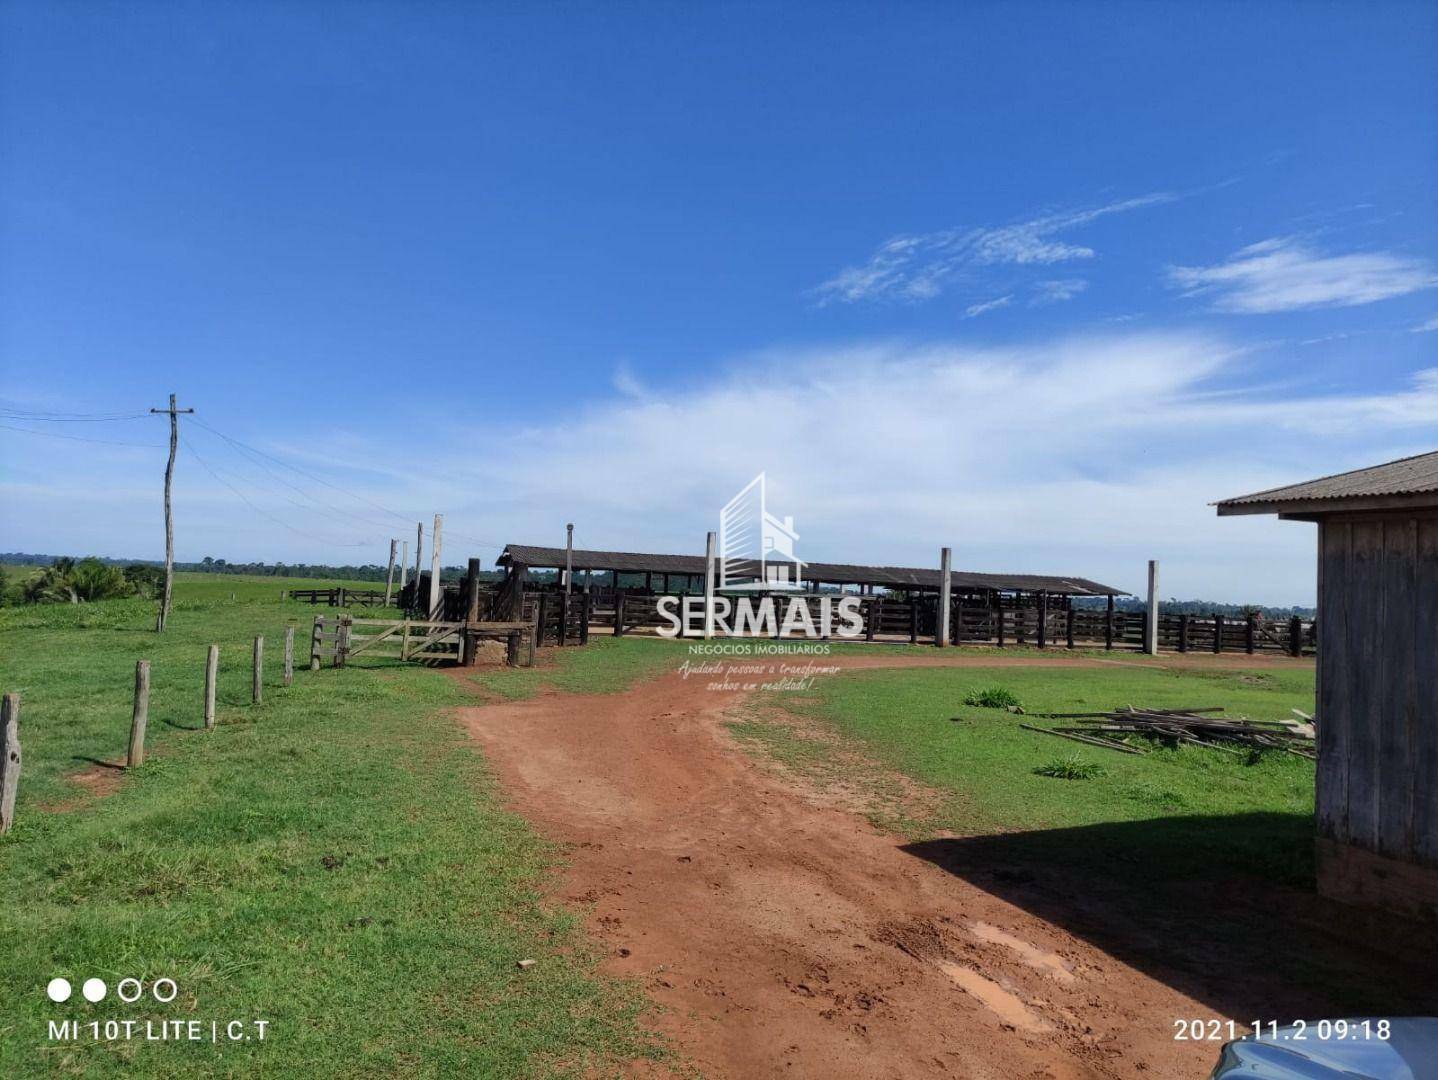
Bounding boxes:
719 473 805 590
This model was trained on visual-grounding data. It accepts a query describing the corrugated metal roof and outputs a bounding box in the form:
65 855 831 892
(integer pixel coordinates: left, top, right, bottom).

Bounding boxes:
497 544 1125 595
1216 450 1438 512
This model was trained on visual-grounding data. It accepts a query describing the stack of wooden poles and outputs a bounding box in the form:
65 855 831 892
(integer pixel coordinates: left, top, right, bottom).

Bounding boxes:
1019 706 1317 759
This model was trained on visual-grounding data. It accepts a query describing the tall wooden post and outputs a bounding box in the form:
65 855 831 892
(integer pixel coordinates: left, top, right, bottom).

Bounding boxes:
1065 606 1075 650
936 547 952 647
311 616 324 671
580 592 591 644
399 540 409 599
1105 594 1115 650
384 539 398 606
128 661 150 768
1 693 20 834
283 625 295 685
1245 613 1256 654
428 514 444 618
703 531 717 639
1145 560 1160 656
463 557 482 666
1037 592 1048 649
536 592 549 647
1289 614 1303 657
1178 613 1190 653
1213 612 1224 654
564 523 574 592
252 636 264 703
412 522 424 611
204 644 219 728
149 393 193 631
909 601 919 644
614 590 627 636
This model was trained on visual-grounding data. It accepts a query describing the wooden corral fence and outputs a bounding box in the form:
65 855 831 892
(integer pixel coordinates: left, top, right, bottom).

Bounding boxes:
597 589 1314 654
287 587 394 608
400 562 1316 656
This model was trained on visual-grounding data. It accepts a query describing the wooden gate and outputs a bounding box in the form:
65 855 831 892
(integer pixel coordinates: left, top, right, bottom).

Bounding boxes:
310 615 464 667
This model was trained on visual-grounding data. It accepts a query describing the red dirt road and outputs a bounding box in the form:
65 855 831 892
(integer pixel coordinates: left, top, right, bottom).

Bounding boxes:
454 652 1426 1078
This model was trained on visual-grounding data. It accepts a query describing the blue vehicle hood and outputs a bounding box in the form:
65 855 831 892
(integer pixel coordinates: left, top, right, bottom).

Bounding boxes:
1212 1020 1438 1080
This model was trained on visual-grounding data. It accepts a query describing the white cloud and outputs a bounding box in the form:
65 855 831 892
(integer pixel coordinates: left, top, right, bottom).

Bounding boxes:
1169 237 1438 313
1412 315 1438 333
7 334 1436 606
814 193 1174 305
964 295 1012 318
1031 279 1088 305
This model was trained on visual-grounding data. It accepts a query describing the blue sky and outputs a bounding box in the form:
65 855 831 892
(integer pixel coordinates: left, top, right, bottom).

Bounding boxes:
2 1 1436 602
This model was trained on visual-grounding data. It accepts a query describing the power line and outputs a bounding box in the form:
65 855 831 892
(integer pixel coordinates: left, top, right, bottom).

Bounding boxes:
190 414 504 549
0 410 152 422
186 422 411 534
181 435 371 548
0 423 165 448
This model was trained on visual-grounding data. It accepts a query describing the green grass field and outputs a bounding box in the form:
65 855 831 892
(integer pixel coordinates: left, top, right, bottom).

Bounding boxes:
0 579 663 1078
732 660 1318 884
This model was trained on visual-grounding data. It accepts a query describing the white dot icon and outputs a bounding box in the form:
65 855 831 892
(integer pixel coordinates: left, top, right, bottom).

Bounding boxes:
82 978 107 1003
46 978 72 1003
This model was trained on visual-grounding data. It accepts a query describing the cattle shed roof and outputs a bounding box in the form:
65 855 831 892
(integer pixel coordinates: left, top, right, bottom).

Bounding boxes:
1215 450 1438 518
497 544 1125 596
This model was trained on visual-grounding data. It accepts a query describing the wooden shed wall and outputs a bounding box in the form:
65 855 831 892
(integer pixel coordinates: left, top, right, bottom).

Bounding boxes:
1316 511 1438 868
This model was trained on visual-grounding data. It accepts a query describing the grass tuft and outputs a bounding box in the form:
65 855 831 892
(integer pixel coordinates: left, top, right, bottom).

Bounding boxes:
964 685 1022 709
1032 755 1105 780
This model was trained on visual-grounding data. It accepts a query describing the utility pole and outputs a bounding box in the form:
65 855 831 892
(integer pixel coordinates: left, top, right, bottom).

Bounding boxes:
383 539 398 606
564 523 574 593
413 522 424 611
428 513 443 618
149 393 194 632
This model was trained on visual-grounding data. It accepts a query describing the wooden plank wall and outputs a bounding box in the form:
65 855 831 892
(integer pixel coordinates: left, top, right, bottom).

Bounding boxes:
1318 511 1438 868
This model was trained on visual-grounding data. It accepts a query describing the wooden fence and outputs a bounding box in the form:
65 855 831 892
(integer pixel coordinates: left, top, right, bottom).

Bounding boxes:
595 589 1314 654
287 587 394 608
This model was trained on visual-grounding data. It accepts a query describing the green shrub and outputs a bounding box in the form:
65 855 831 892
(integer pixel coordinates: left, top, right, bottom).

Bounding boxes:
1033 755 1105 780
964 685 1021 709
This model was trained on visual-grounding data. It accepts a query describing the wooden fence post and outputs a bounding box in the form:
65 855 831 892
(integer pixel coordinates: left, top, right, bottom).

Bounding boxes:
1178 614 1190 653
284 625 295 685
1 693 20 834
204 644 219 729
384 539 398 606
865 598 879 642
536 593 549 647
558 591 570 646
311 616 324 671
1036 593 1048 649
1289 615 1303 657
1245 613 1256 654
1213 613 1224 654
997 605 1006 648
252 636 264 702
336 617 351 668
580 592 591 645
1065 606 1075 650
936 547 952 647
909 601 919 645
1104 594 1114 651
614 590 626 636
1144 560 1160 656
527 602 540 666
128 661 150 768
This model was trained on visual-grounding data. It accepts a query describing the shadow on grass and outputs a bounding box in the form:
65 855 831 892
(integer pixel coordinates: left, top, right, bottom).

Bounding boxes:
70 756 124 770
902 813 1438 1020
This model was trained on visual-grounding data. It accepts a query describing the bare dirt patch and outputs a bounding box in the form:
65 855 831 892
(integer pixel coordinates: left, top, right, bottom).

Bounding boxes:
455 652 1247 1078
41 760 126 811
